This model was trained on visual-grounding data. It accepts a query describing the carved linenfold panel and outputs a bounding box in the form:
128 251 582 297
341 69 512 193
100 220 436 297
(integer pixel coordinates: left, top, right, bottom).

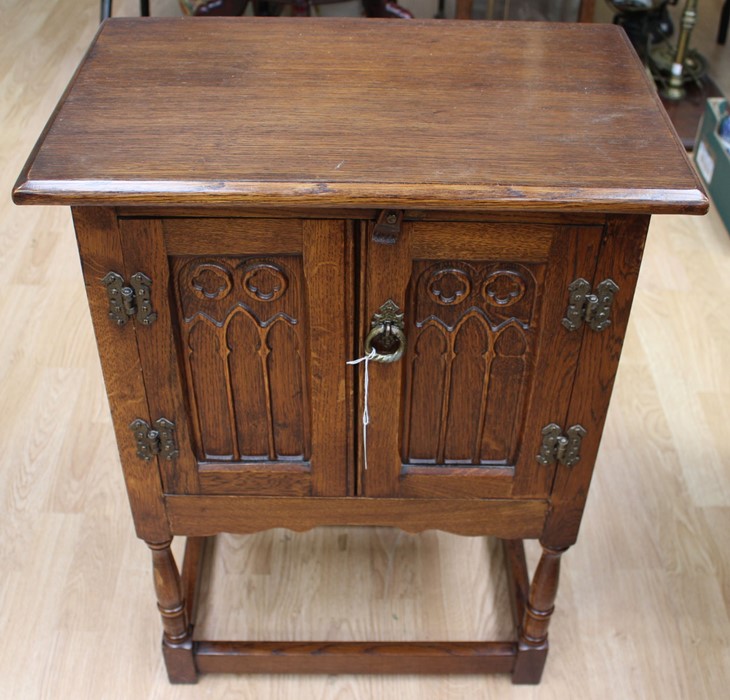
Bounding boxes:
190 262 233 301
406 326 448 463
188 321 235 459
177 257 297 328
228 313 269 460
268 322 307 459
173 256 310 464
403 261 541 467
414 262 537 332
444 315 491 463
427 268 471 306
480 325 529 462
242 261 288 302
483 270 526 307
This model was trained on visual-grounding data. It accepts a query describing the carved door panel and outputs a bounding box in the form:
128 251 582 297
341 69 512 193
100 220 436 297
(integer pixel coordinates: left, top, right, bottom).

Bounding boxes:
118 217 349 497
362 220 604 499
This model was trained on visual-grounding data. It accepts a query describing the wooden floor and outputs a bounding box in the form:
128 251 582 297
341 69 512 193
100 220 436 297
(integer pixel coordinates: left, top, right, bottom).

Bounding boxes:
1 0 729 697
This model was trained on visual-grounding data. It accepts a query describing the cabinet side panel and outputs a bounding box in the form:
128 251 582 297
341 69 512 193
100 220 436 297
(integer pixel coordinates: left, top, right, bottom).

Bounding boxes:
544 215 650 546
71 207 169 541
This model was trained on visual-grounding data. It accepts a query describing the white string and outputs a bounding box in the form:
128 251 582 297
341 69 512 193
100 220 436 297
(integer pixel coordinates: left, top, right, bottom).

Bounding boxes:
346 349 377 470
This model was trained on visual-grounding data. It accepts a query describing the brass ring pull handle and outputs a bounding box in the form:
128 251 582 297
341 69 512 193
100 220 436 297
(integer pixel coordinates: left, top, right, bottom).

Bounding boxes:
364 322 407 363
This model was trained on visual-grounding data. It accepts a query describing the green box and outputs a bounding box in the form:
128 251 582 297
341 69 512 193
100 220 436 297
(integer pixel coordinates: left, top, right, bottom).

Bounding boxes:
694 98 730 233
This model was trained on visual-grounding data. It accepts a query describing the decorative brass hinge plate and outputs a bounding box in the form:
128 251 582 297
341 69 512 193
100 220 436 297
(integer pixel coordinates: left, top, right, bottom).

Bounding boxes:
372 209 403 245
536 423 587 467
130 417 178 461
102 271 158 327
562 278 619 332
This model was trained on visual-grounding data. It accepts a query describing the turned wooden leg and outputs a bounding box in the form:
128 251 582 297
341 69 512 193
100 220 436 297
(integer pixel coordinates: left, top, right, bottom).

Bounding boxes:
147 540 197 683
512 544 568 684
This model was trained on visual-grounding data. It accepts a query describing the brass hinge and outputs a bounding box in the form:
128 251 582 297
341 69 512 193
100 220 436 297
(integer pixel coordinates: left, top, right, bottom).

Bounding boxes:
130 417 178 461
536 423 587 467
372 209 403 245
562 278 619 332
102 271 158 327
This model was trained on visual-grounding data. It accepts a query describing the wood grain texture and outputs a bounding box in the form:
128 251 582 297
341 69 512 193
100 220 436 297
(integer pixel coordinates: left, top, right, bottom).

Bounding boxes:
13 18 707 213
119 217 201 494
147 540 197 683
198 465 313 497
4 0 728 696
121 206 608 224
125 217 348 498
165 496 548 538
408 222 554 261
360 219 414 496
172 253 310 463
362 220 603 500
513 545 567 684
71 207 170 541
543 215 650 545
162 217 303 255
511 225 603 497
194 640 517 674
302 219 349 496
180 536 207 625
147 540 193 644
503 539 529 630
402 258 540 469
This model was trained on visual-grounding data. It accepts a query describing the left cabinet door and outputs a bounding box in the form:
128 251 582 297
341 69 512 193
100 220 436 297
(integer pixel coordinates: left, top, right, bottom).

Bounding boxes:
118 217 350 497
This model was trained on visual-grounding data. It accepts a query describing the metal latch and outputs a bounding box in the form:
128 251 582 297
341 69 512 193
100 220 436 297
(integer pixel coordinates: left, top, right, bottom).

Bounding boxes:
102 271 157 327
364 299 407 363
372 210 403 245
130 418 178 461
536 423 587 467
562 278 619 332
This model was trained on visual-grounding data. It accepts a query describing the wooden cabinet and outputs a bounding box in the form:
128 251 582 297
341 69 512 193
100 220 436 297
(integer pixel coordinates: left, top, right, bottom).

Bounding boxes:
114 214 605 503
14 18 707 685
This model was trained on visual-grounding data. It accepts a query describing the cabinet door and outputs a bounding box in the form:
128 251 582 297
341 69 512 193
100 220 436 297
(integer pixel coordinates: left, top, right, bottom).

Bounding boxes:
362 220 603 499
118 217 349 497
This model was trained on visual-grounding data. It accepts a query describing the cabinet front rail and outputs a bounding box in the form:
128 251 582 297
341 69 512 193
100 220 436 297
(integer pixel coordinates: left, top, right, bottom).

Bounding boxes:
165 495 548 539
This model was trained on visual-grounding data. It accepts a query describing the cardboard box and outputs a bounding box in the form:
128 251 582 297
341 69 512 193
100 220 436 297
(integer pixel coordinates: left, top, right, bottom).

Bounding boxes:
694 98 730 232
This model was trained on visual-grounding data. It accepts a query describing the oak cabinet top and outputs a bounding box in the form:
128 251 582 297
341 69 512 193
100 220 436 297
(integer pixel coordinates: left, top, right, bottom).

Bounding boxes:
14 17 706 213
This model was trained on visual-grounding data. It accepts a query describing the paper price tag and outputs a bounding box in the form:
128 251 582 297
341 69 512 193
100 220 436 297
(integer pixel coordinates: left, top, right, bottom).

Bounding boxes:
696 140 715 185
346 350 377 471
